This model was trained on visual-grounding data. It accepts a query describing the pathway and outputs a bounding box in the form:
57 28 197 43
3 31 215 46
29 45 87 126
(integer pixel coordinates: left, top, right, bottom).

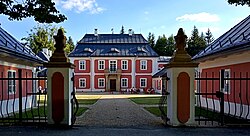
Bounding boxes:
75 95 164 128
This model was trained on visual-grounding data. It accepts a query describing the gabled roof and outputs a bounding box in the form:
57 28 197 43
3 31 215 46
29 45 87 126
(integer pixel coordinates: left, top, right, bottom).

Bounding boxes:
158 56 172 62
153 68 168 78
192 15 250 61
37 51 50 62
78 34 148 44
68 34 158 57
0 27 43 64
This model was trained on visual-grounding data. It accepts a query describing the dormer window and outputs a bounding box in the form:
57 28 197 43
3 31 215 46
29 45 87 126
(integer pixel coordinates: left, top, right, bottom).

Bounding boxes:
84 48 93 53
137 47 146 53
109 47 120 53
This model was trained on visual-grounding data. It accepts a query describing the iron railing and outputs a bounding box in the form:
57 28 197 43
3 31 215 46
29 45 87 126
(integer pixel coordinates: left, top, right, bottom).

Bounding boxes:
159 77 169 124
195 69 250 126
0 69 47 126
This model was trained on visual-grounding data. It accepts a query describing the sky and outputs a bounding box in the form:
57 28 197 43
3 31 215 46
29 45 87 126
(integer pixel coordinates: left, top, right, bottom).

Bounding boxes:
0 0 250 44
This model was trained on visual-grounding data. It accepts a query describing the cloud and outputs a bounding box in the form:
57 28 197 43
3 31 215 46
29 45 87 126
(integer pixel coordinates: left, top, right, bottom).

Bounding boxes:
176 12 220 22
59 0 105 14
144 11 149 15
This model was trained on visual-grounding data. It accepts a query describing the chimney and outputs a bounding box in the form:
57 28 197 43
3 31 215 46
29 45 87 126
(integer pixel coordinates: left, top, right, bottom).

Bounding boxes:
94 28 98 36
128 29 133 36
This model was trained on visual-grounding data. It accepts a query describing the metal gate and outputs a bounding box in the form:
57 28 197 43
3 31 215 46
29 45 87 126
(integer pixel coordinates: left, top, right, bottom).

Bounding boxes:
0 69 79 126
195 69 250 126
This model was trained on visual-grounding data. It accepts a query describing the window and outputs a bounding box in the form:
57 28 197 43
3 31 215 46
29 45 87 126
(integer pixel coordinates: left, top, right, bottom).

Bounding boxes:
98 78 105 88
121 60 128 70
140 78 147 88
79 78 86 88
121 78 128 88
140 60 147 70
79 60 86 70
223 69 230 94
98 60 105 70
109 60 117 72
8 70 16 94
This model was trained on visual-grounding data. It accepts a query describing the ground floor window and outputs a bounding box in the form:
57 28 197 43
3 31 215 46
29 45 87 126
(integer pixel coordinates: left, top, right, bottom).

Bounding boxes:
79 78 86 88
223 69 230 94
98 78 105 88
8 70 16 94
121 78 128 88
140 78 147 88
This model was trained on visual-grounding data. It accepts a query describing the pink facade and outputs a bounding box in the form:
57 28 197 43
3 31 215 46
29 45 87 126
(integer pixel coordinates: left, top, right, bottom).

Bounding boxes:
199 62 250 104
0 65 33 100
73 58 155 92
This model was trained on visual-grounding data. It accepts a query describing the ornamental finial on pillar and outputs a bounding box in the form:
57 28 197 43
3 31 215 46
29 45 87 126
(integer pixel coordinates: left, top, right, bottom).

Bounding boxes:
54 29 66 53
166 28 199 67
49 29 68 62
174 28 187 52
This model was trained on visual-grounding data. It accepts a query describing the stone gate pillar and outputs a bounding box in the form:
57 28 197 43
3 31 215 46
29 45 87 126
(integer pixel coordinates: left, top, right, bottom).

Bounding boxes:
44 29 75 126
166 28 199 126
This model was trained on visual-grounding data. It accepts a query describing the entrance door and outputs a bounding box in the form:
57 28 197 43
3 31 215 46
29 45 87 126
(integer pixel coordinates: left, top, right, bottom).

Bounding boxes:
110 79 116 92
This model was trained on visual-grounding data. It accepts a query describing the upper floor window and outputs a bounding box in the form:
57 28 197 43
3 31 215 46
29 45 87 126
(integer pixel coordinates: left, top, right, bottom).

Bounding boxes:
109 60 117 72
140 60 147 70
79 78 86 88
122 60 128 70
79 60 86 70
98 60 105 70
98 78 105 88
140 78 147 88
121 78 128 88
8 70 16 94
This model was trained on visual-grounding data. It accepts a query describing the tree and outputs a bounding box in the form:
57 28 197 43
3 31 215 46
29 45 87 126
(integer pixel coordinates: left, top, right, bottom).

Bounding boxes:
22 24 74 54
64 36 75 54
186 26 206 57
22 24 57 54
165 34 175 56
205 28 214 45
227 0 250 6
0 0 66 23
154 35 167 56
120 25 125 34
147 32 155 48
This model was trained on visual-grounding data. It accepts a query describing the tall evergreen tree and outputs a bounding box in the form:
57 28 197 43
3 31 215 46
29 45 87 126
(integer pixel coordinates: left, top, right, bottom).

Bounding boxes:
154 35 167 56
165 34 175 56
186 26 206 57
120 25 125 34
205 28 214 45
147 32 155 48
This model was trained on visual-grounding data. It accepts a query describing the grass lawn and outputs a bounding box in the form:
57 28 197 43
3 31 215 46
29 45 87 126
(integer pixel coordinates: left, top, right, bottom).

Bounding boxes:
130 96 161 105
144 107 167 117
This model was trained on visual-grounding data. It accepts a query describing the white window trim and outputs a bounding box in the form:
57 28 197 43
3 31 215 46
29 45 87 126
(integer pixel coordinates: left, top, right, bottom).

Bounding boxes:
98 60 105 70
109 60 117 71
98 78 105 88
223 69 230 94
140 60 147 70
121 78 128 88
79 78 86 88
8 70 16 94
121 60 128 70
79 60 86 70
140 78 147 88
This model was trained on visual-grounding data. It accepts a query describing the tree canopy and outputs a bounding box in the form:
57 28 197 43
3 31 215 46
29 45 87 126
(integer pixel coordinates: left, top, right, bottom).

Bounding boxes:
186 26 207 57
0 0 66 23
149 26 211 57
120 25 125 34
22 24 74 54
227 0 250 6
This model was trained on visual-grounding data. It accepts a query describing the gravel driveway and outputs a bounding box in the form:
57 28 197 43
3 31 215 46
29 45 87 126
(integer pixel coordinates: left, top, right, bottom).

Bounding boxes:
75 95 164 128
